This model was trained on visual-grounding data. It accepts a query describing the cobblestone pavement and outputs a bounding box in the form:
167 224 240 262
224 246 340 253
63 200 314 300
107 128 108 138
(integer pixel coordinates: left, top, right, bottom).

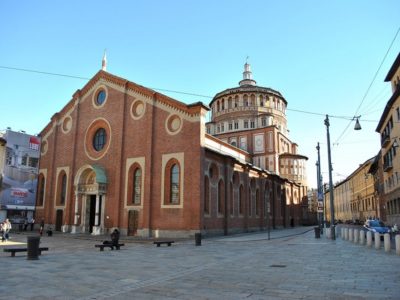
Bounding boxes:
0 227 399 300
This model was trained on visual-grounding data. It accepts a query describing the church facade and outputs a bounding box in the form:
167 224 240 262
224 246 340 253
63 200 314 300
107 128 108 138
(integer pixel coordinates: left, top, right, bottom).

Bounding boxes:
35 60 309 237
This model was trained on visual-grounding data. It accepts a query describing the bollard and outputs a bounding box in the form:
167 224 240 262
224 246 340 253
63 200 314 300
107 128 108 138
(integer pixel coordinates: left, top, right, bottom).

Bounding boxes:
314 227 320 238
349 228 353 242
353 229 359 243
344 228 349 240
27 235 41 260
366 231 372 247
195 233 202 246
384 233 391 253
396 235 400 256
374 232 381 250
360 230 365 245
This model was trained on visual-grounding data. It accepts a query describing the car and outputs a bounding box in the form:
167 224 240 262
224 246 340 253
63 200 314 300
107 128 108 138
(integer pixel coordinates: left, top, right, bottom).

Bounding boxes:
363 219 391 240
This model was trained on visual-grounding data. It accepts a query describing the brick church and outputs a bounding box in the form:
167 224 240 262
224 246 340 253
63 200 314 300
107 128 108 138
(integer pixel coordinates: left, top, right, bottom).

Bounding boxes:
35 56 308 238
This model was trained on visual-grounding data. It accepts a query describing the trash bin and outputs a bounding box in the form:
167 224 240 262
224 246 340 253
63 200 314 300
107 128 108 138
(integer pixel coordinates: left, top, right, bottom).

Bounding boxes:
314 227 320 239
27 236 41 260
195 233 202 246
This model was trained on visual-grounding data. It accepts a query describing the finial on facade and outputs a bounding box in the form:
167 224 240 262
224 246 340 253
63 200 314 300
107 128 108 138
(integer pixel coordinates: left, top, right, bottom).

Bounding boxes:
102 49 107 71
239 57 256 86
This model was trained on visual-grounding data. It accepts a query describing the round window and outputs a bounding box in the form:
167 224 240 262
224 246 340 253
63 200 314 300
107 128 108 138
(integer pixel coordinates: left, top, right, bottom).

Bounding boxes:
96 90 106 105
93 128 106 151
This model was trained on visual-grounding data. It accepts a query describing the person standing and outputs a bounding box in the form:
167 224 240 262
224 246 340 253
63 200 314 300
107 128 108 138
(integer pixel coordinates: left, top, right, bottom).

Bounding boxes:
30 218 35 231
39 219 44 236
3 219 11 241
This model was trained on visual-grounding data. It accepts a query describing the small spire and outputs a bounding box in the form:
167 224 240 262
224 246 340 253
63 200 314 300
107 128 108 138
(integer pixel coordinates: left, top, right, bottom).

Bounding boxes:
102 49 107 71
239 58 256 86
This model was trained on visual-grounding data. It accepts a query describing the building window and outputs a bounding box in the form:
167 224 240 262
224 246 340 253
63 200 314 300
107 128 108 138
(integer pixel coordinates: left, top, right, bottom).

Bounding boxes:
164 161 180 205
204 176 210 214
132 167 142 204
230 182 234 216
93 128 106 151
96 90 106 105
57 172 67 206
37 174 45 206
239 185 244 215
21 154 28 166
261 118 266 127
250 121 255 128
234 122 238 129
29 157 39 168
248 187 252 216
218 179 224 215
221 124 225 132
244 121 249 129
228 123 233 130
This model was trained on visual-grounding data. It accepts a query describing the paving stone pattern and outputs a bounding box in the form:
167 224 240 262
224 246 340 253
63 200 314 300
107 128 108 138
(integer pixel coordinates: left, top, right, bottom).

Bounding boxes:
0 227 399 299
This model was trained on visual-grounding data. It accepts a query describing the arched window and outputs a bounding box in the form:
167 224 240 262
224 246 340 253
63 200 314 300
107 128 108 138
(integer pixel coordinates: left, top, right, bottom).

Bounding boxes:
170 164 180 204
230 182 234 216
93 128 106 151
250 94 255 106
248 187 252 217
164 159 181 205
132 167 142 204
217 101 220 112
218 179 224 215
234 95 239 108
228 97 232 109
204 176 210 214
239 185 244 215
256 189 260 216
37 173 45 206
243 95 248 107
57 171 67 206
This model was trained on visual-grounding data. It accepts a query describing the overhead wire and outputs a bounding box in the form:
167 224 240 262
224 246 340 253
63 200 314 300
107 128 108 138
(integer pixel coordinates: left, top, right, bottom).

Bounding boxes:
334 26 400 145
0 64 379 122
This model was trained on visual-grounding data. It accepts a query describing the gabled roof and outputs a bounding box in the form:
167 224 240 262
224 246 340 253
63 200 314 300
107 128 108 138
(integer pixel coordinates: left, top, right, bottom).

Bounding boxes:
40 70 209 137
385 52 400 82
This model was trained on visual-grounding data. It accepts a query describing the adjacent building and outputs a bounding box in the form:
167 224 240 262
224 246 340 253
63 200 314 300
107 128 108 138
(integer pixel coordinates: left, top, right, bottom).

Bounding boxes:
36 59 310 237
376 52 400 226
0 129 40 223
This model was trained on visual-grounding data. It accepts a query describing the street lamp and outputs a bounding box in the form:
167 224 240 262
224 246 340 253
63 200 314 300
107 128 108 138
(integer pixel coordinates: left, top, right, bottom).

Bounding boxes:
324 114 362 240
324 115 336 240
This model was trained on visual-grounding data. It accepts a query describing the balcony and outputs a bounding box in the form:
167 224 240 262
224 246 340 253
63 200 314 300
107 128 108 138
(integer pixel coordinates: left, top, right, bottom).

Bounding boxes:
381 134 390 147
383 161 393 172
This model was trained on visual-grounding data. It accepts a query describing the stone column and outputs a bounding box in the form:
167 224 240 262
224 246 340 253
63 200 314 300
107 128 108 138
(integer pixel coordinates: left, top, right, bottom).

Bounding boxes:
366 231 372 247
360 230 365 245
71 191 80 234
95 194 100 226
384 233 391 253
374 232 381 250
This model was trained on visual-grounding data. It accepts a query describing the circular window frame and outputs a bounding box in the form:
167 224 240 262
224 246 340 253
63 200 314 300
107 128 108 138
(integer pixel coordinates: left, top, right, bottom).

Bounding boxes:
92 85 108 108
61 116 73 134
130 99 146 120
41 140 48 156
165 114 183 135
84 118 112 161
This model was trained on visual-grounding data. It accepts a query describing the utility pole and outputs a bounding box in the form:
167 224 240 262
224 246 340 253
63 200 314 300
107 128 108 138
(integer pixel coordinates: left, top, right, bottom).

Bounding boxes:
324 115 335 240
316 143 323 234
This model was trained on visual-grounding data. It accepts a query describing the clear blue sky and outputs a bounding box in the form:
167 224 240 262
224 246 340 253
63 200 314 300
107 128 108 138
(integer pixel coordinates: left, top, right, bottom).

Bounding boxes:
1 0 399 188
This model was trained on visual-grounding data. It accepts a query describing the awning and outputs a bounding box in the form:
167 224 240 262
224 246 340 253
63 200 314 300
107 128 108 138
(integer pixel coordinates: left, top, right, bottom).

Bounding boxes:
92 165 107 184
5 205 35 210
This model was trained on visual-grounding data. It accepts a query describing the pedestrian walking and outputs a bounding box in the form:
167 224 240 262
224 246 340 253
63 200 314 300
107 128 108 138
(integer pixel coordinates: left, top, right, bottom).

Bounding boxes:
1 221 5 242
3 219 12 241
39 219 44 236
23 219 29 231
30 218 35 231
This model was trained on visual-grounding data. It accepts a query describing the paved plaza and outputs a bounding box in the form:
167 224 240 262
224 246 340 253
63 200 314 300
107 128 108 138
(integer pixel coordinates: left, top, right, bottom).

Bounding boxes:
0 226 399 299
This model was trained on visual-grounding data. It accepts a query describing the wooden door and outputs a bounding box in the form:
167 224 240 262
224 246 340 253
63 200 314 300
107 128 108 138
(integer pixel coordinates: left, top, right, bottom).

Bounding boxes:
128 210 139 236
